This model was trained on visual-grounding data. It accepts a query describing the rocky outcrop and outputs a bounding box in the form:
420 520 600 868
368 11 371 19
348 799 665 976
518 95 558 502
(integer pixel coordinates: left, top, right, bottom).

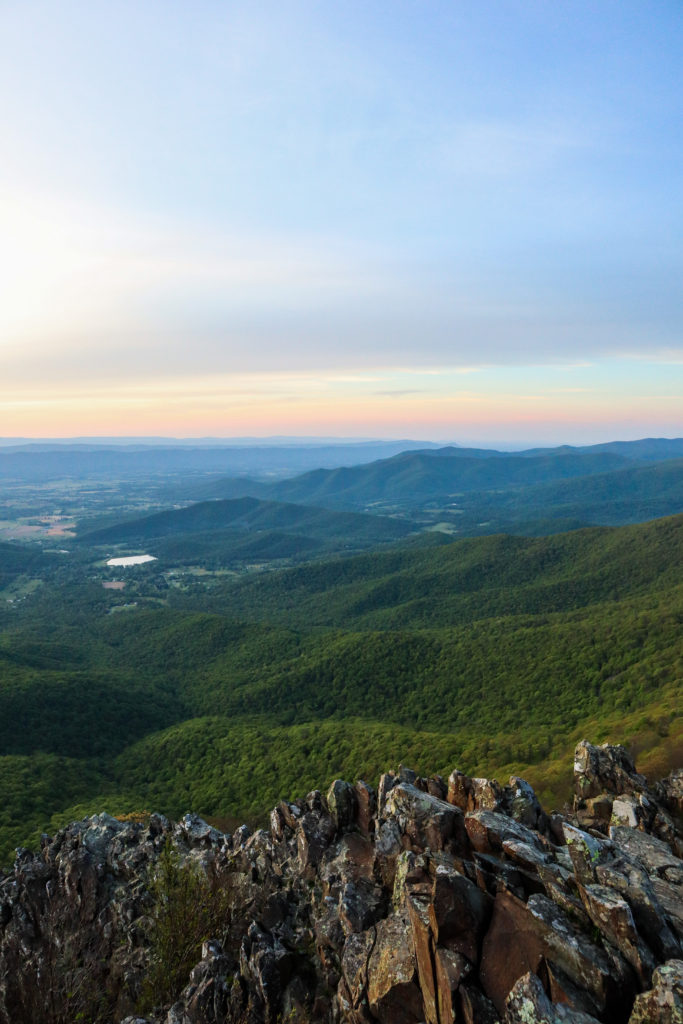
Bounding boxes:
0 742 681 1024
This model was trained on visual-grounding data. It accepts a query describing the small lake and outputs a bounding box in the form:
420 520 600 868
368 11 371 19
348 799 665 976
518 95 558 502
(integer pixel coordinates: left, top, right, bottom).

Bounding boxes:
106 555 157 567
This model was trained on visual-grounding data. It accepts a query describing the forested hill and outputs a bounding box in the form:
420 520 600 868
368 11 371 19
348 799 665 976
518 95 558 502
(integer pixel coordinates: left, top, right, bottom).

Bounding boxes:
0 541 54 589
189 512 683 629
412 457 683 537
0 512 680 865
199 449 632 507
514 437 683 461
76 496 414 546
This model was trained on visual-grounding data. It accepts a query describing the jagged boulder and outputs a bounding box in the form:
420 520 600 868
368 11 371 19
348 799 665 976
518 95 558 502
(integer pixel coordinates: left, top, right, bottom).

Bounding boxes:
574 741 648 801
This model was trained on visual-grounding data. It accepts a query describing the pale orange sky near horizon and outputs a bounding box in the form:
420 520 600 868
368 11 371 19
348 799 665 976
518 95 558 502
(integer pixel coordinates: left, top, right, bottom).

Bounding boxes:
1 363 681 446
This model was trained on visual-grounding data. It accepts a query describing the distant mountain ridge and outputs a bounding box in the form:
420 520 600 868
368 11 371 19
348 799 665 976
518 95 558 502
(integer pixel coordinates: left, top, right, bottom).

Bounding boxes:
194 440 683 531
0 439 442 482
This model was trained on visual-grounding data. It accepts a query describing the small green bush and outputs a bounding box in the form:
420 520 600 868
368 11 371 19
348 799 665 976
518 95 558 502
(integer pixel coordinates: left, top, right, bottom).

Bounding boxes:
139 841 232 1013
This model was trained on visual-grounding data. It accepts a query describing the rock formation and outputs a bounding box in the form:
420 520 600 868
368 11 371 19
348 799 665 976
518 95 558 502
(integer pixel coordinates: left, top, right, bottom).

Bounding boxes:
0 742 681 1024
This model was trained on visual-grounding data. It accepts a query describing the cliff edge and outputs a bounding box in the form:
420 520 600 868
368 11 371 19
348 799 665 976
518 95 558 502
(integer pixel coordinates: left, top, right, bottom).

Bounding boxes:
0 741 681 1024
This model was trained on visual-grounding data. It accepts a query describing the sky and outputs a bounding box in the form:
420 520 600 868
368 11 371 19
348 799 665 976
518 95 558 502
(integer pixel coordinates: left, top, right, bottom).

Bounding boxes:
0 0 681 445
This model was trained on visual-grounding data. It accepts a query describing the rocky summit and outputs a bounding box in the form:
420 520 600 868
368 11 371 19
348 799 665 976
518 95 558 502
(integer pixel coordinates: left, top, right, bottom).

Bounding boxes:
1 743 682 1024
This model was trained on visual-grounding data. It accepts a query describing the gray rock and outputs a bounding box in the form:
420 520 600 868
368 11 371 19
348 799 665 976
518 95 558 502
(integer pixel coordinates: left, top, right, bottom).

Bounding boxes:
384 783 466 854
467 810 544 856
655 769 683 816
0 745 680 1024
506 777 545 831
629 959 683 1023
610 825 682 876
562 823 610 883
578 882 655 986
366 911 423 1023
574 740 648 800
505 971 600 1023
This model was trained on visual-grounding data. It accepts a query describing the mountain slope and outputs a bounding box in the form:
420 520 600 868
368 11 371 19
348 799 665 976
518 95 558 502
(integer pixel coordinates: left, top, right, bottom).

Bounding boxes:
198 512 683 629
77 497 414 545
210 450 633 510
440 457 683 536
188 441 683 537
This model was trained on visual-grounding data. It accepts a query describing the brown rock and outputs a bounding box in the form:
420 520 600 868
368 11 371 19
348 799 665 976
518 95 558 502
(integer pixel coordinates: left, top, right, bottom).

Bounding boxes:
479 888 635 1018
459 981 501 1024
407 890 438 1024
367 912 424 1024
429 863 492 963
448 769 473 811
479 889 547 1013
581 794 614 831
545 960 603 1019
435 947 472 1024
354 781 376 837
428 775 448 801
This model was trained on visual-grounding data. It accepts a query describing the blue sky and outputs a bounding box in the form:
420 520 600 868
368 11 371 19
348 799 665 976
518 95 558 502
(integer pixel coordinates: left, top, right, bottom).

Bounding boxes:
0 1 681 442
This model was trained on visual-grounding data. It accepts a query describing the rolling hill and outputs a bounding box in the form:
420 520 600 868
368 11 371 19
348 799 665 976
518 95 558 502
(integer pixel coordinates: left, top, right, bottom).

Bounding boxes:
0 513 680 864
186 512 683 629
191 440 683 536
75 496 416 565
199 450 633 508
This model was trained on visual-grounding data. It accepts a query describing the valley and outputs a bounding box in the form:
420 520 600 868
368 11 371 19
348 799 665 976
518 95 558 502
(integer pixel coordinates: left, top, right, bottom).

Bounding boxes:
0 438 681 866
